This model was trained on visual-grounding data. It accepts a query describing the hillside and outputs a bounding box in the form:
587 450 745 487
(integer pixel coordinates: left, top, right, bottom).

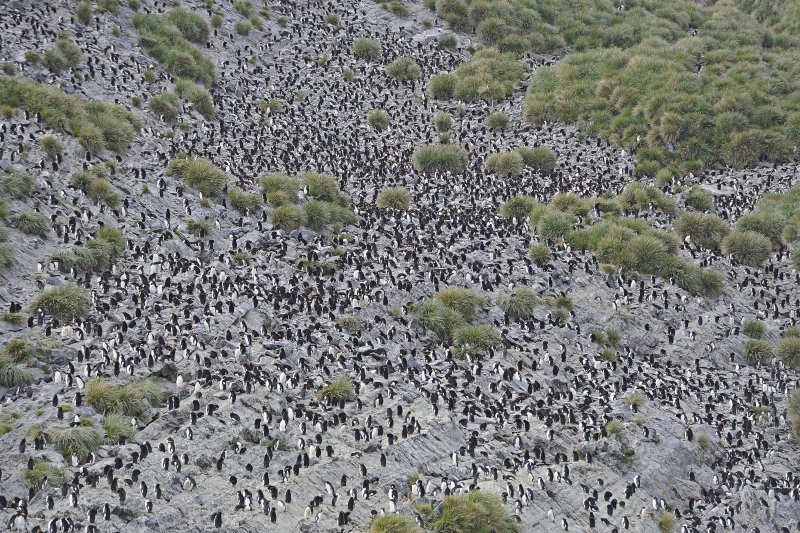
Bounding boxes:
0 1 799 532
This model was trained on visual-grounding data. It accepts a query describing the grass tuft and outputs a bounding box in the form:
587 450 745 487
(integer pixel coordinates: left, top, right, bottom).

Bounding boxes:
51 426 102 462
167 157 228 197
377 187 411 210
317 375 355 402
30 283 91 322
432 491 520 533
497 287 541 320
412 144 469 174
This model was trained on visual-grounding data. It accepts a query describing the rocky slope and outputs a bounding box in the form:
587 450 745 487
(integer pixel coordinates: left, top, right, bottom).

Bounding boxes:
0 0 798 532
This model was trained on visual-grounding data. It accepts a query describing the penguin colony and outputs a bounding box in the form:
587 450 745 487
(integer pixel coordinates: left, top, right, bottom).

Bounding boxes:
0 0 799 532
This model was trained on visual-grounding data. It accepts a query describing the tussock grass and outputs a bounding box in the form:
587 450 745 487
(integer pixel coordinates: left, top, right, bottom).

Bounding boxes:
485 151 524 177
721 230 772 267
453 324 501 357
674 212 729 249
167 157 228 197
228 187 261 213
685 186 713 211
386 57 420 80
12 212 50 236
133 11 215 85
435 287 485 323
149 91 181 122
497 287 541 320
370 515 419 533
777 336 800 368
0 77 139 154
487 112 509 130
417 300 466 341
518 146 556 171
432 491 520 533
605 419 626 439
102 413 137 443
52 226 124 272
5 339 33 364
743 339 772 365
499 196 536 220
377 187 411 210
86 378 164 416
0 358 34 387
317 375 355 402
742 320 765 339
24 460 67 489
30 283 91 322
186 219 212 238
412 144 469 174
0 244 15 270
353 38 382 61
367 109 390 130
0 169 36 199
51 426 102 462
529 243 550 265
336 315 363 333
788 390 800 439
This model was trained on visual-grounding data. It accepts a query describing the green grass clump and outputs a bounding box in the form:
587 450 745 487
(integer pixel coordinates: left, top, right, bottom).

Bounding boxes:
235 20 252 35
789 390 800 439
377 187 411 210
30 283 91 322
435 287 485 323
51 426 102 462
0 358 34 387
40 135 63 158
737 183 800 244
438 34 457 50
412 144 468 174
132 11 215 85
0 169 36 199
742 320 766 339
86 378 164 416
149 91 182 122
537 210 573 241
721 230 772 267
432 491 520 533
24 460 67 489
2 312 25 325
517 1 800 177
45 33 82 73
386 57 421 80
5 339 33 364
0 77 139 154
370 515 419 533
485 151 524 177
272 205 305 231
317 375 355 402
367 109 390 131
449 48 525 102
0 244 14 270
228 187 261 213
605 419 626 439
186 218 213 236
97 0 118 14
453 324 501 357
353 38 382 61
336 315 363 334
497 287 540 320
76 1 92 24
517 146 556 171
167 157 228 197
625 392 646 409
777 336 800 368
529 243 550 265
487 112 509 130
499 196 536 220
50 226 125 272
102 413 137 443
12 212 49 236
743 339 772 365
428 73 456 100
434 112 453 133
657 512 677 533
685 186 713 211
616 183 676 216
417 300 467 342
174 79 215 119
674 212 729 249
